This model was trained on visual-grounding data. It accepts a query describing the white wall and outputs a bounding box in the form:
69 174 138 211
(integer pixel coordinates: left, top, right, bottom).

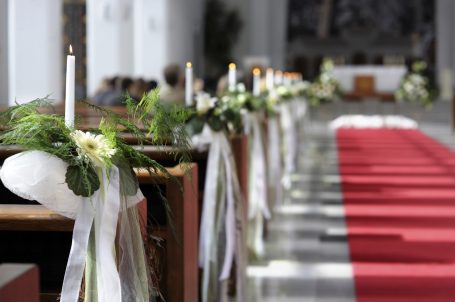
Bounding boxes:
7 0 62 105
87 0 203 96
222 0 288 70
268 0 288 69
87 0 134 95
0 0 8 105
133 0 167 81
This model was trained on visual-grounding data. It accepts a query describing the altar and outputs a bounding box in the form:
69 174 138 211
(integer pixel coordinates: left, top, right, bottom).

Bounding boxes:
332 66 406 94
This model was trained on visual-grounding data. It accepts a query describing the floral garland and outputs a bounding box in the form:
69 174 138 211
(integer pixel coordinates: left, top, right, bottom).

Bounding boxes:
395 61 437 108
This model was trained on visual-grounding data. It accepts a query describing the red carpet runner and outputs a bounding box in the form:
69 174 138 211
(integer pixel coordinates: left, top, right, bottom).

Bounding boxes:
337 129 455 302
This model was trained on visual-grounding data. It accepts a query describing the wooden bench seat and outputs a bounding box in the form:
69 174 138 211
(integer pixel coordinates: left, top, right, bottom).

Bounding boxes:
0 164 199 302
0 204 72 232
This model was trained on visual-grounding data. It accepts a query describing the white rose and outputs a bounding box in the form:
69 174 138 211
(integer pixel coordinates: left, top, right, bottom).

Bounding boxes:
196 93 217 114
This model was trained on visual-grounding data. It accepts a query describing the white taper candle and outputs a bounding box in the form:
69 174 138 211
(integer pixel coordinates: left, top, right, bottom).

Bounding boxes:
185 62 193 106
228 63 237 91
266 68 274 91
274 70 283 86
65 45 75 128
252 68 261 97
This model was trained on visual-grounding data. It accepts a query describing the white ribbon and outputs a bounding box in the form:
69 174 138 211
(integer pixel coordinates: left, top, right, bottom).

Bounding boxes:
60 196 96 301
267 116 283 207
243 112 270 257
280 103 298 186
0 151 148 302
194 126 245 302
244 112 270 221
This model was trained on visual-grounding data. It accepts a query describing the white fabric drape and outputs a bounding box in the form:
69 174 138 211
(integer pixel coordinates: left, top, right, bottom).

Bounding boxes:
192 126 246 302
243 112 270 257
267 116 283 207
0 150 149 302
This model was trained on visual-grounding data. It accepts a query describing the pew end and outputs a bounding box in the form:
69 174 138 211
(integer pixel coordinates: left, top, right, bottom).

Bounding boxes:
0 263 40 302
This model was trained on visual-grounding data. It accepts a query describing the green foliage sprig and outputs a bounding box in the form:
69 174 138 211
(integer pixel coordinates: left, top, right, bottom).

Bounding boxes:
0 89 191 197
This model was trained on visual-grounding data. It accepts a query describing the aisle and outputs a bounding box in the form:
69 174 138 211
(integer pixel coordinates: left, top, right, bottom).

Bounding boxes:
337 129 455 302
247 123 355 301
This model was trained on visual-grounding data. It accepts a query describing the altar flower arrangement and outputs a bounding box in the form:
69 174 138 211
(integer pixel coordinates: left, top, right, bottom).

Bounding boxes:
0 90 190 301
306 58 342 106
395 61 437 108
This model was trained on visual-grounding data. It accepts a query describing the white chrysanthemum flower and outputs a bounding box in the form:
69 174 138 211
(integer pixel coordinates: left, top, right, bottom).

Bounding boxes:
276 86 290 97
71 130 116 167
267 90 280 106
236 83 246 93
237 93 247 104
196 93 217 114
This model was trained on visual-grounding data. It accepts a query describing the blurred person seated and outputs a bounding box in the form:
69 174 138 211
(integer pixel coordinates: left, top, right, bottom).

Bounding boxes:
92 76 118 105
216 75 228 96
130 78 147 100
102 77 134 106
160 64 185 106
147 79 158 91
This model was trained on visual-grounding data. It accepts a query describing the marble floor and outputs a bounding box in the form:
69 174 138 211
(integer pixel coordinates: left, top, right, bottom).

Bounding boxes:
247 121 356 302
247 100 455 301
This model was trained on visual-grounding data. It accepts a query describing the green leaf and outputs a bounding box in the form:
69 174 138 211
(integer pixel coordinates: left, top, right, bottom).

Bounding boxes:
113 156 139 196
186 116 205 136
208 115 224 132
66 165 100 197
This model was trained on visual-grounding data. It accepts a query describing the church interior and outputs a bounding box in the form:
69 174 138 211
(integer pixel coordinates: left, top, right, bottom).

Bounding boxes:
1 1 455 302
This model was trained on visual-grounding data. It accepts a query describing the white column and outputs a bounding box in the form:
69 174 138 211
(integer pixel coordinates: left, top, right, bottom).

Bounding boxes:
132 0 168 81
267 0 288 70
249 0 269 56
0 0 8 105
436 0 454 93
224 0 288 70
7 0 62 105
87 0 134 96
135 0 203 81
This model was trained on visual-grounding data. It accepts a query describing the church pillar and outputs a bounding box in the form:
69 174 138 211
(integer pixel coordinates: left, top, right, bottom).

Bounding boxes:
86 0 134 96
7 0 62 104
436 0 454 99
267 0 288 70
0 0 8 105
222 0 288 70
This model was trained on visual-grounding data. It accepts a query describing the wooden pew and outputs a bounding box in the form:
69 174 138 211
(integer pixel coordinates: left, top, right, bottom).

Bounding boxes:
0 164 198 302
0 132 250 300
0 263 40 302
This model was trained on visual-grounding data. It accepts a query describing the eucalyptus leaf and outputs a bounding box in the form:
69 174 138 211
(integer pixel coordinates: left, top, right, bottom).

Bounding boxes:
66 165 100 197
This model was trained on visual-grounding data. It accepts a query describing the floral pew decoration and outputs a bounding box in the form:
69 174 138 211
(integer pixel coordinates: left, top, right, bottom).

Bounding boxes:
220 83 271 258
395 60 437 108
0 91 190 302
185 92 247 302
266 78 309 186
